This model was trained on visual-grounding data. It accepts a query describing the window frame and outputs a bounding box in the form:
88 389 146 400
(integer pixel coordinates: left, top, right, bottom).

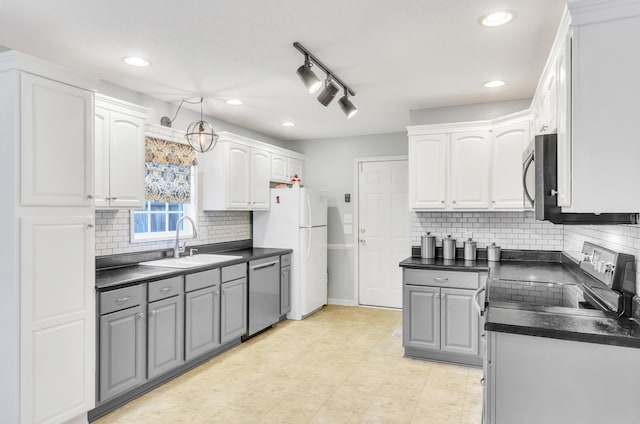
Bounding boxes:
129 166 197 243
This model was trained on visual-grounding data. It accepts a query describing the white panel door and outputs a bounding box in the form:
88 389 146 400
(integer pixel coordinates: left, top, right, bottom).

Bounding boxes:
225 142 250 209
270 153 288 182
450 131 491 209
94 107 110 208
21 73 93 206
491 122 528 209
250 148 271 210
21 215 94 424
358 160 409 308
298 226 327 316
108 111 145 208
409 134 447 209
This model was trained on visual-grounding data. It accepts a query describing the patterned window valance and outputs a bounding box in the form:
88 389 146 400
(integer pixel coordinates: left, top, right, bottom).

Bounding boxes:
145 136 198 167
145 162 192 204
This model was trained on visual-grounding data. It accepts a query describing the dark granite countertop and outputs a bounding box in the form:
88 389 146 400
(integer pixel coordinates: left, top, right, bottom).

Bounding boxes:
96 247 292 290
399 251 640 349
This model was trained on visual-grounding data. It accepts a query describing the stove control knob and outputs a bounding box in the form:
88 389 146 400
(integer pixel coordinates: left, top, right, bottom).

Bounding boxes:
605 263 615 274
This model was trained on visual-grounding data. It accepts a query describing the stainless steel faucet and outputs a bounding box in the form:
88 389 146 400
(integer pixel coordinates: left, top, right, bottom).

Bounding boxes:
174 216 198 258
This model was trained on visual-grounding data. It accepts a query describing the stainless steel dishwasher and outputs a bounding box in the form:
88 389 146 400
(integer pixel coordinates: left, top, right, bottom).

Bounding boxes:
247 256 281 336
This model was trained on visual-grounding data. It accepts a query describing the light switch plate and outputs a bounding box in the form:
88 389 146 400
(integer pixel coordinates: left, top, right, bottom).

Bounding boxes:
343 214 353 224
344 225 353 235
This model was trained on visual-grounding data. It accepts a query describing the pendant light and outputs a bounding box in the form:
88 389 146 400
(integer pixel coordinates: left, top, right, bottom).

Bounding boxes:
160 98 219 153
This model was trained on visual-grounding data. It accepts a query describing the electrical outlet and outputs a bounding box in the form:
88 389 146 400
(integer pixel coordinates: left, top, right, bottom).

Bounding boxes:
344 214 353 224
344 225 353 235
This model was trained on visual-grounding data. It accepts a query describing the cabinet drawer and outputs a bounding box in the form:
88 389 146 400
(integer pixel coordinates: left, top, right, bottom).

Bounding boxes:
403 269 479 290
281 254 291 267
100 285 144 315
148 276 183 302
222 263 246 282
186 268 220 292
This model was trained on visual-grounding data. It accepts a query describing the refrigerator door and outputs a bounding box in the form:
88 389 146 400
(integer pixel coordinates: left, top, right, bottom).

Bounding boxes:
298 226 328 316
300 188 327 228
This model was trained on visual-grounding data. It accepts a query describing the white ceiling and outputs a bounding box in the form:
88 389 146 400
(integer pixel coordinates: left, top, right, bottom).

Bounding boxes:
0 0 568 141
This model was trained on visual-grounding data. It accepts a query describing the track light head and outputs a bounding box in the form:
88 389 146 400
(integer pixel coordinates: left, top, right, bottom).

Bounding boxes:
296 55 322 94
339 90 358 119
317 78 339 107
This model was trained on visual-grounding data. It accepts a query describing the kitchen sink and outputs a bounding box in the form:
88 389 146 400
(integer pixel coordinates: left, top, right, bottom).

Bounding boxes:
138 254 243 269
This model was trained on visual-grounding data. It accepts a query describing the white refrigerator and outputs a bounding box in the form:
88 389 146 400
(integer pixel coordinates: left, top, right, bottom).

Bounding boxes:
253 187 328 320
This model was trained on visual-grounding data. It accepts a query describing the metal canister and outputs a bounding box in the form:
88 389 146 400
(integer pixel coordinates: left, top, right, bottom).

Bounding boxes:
464 238 477 261
487 243 502 262
421 232 436 259
443 235 456 260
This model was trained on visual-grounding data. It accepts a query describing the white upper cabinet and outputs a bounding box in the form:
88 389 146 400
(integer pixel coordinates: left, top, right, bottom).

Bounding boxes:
94 95 147 209
21 73 94 206
288 157 303 182
270 152 304 184
408 133 447 209
491 120 529 209
200 132 302 211
250 148 271 209
450 131 491 209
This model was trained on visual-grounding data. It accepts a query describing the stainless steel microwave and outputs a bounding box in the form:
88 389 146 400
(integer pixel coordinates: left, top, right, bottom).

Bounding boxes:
522 134 637 225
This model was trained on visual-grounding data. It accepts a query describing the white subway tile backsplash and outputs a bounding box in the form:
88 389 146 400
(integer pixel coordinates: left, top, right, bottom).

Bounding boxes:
95 209 251 257
411 211 563 251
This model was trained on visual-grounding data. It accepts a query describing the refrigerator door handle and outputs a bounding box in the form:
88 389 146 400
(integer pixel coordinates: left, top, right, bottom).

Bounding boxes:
305 191 312 228
305 228 312 263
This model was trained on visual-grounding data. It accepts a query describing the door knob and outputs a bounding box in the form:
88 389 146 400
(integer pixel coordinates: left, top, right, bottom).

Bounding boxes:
360 228 366 234
359 239 366 244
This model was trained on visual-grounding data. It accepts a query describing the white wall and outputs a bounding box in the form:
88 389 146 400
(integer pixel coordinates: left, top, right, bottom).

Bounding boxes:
409 98 531 125
294 132 408 304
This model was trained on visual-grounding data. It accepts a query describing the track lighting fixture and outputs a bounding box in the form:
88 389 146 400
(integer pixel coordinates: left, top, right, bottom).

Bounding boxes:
160 97 219 153
293 42 358 118
317 76 339 107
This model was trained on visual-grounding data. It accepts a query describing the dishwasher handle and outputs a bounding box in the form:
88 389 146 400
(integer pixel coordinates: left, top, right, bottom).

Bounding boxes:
250 260 279 271
473 285 486 316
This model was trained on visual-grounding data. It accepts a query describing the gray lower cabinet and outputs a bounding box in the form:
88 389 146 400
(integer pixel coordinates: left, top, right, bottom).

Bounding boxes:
440 288 478 355
99 304 146 402
220 277 247 344
280 262 291 315
147 293 184 379
185 285 220 361
403 285 440 350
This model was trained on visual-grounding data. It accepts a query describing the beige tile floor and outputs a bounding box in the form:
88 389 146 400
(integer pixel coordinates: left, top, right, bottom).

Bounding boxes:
94 305 482 424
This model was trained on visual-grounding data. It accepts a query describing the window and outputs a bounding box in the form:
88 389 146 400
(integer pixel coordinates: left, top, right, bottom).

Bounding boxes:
131 201 196 242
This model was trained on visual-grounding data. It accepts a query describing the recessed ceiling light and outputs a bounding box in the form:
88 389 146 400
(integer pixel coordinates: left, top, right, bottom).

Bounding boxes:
281 122 295 127
479 11 514 27
483 80 506 88
225 99 244 106
123 57 150 67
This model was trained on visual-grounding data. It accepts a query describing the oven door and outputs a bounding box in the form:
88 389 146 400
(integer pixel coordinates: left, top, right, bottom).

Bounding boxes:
522 141 535 208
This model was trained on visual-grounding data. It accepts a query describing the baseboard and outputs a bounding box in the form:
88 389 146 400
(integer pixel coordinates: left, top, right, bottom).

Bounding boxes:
328 298 357 306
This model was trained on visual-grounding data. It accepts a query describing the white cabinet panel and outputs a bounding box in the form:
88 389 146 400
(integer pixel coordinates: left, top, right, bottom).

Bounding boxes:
250 148 271 209
226 143 251 209
556 31 571 208
450 131 491 209
288 158 303 182
270 153 288 182
21 73 93 206
440 288 478 356
491 122 528 209
94 107 110 208
409 134 447 209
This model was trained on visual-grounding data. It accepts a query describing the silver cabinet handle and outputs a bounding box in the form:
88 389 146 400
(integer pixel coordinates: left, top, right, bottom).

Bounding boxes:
550 189 558 196
452 200 457 204
251 261 279 270
88 224 94 228
433 277 448 282
116 296 131 303
87 194 94 199
435 293 440 299
441 200 445 203
442 293 447 300
473 285 486 316
150 310 156 316
137 312 145 319
111 197 118 200
160 287 172 294
480 378 486 386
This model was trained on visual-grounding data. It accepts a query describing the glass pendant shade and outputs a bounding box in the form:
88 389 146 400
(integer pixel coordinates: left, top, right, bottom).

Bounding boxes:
186 120 218 153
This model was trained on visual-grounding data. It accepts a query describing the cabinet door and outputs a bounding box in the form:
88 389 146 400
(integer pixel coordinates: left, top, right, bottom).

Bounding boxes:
108 111 145 208
225 143 250 209
221 278 247 344
21 73 94 206
99 305 146 402
556 31 572 208
185 286 220 361
409 134 447 209
280 266 291 315
94 107 111 208
288 158 303 181
450 131 491 209
250 148 271 210
147 295 184 379
271 153 288 182
440 288 479 356
491 122 528 209
403 285 440 350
